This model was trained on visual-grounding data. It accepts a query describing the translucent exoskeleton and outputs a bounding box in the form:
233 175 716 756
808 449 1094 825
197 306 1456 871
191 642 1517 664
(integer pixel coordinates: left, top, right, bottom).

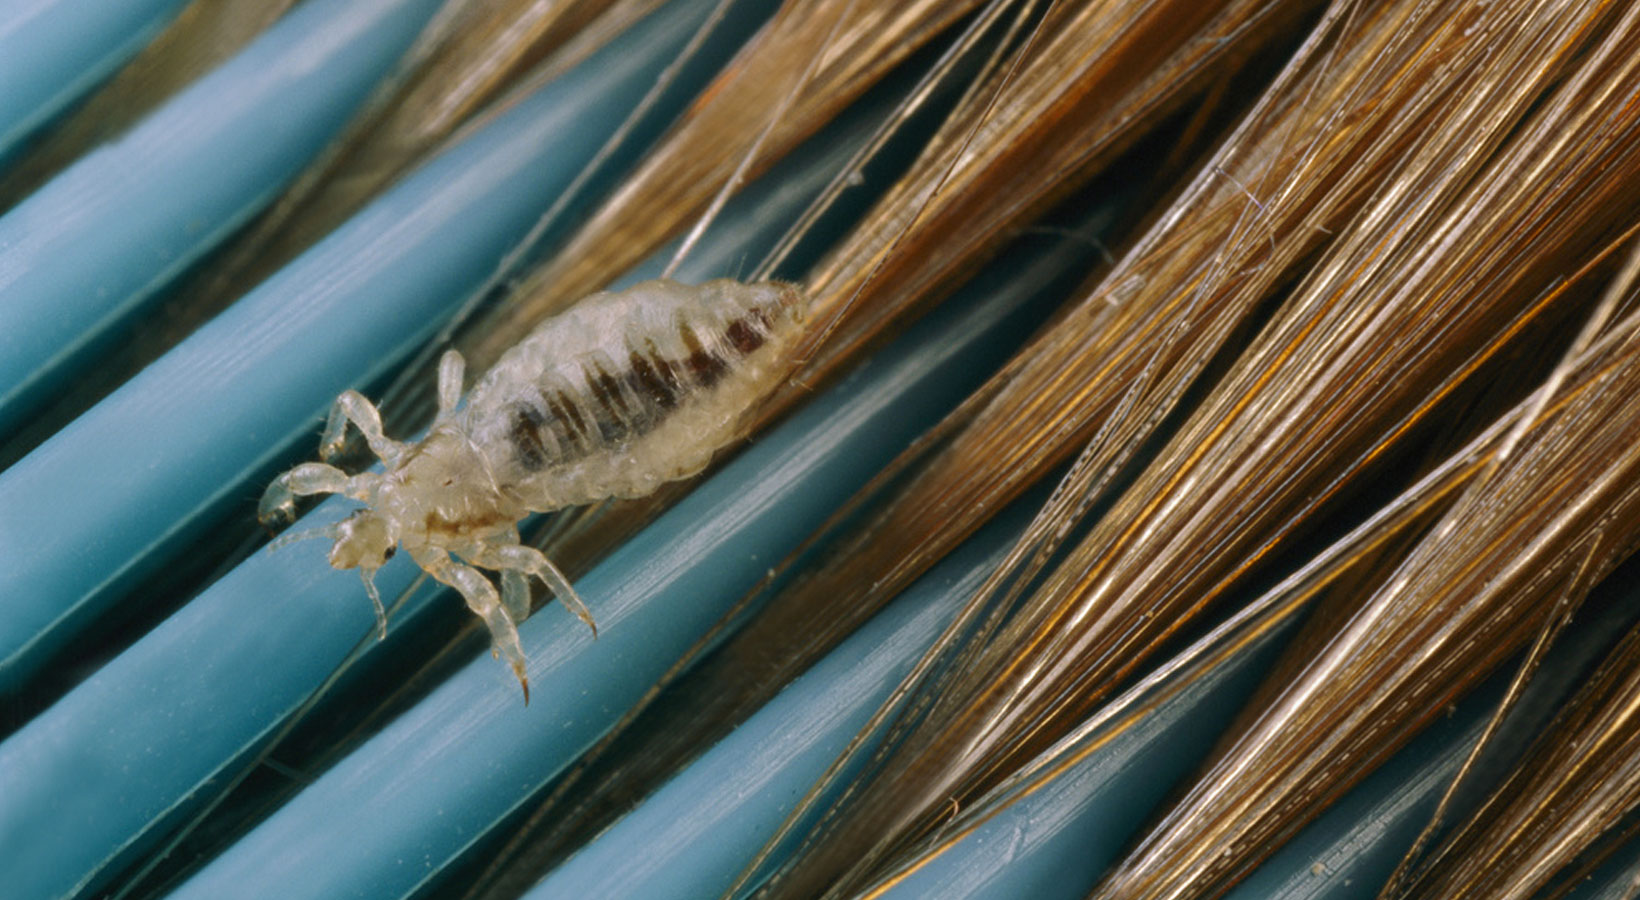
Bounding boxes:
260 278 807 700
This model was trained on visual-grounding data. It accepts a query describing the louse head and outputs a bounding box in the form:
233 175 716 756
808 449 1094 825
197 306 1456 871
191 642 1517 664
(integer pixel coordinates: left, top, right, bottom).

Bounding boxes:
327 508 399 634
326 509 397 574
264 502 400 635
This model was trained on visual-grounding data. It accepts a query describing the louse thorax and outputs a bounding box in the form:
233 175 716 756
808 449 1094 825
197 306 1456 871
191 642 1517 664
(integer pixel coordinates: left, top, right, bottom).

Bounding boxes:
376 422 526 549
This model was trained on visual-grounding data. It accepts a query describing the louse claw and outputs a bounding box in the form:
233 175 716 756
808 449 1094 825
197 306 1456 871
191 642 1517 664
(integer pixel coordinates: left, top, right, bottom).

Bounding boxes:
257 481 298 529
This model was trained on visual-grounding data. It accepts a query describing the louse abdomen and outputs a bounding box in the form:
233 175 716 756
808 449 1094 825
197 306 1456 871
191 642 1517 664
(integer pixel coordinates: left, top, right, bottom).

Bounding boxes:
464 279 806 509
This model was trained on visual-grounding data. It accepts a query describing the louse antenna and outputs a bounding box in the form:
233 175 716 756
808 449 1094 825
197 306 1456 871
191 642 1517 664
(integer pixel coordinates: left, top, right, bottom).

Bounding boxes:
661 0 863 280
265 521 341 552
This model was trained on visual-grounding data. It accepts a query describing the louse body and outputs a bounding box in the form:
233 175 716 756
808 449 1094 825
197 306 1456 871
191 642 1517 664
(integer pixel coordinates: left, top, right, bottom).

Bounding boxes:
260 278 807 699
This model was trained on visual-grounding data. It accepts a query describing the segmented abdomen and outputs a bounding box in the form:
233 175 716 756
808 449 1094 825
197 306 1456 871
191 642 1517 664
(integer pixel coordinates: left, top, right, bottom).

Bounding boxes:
461 278 806 510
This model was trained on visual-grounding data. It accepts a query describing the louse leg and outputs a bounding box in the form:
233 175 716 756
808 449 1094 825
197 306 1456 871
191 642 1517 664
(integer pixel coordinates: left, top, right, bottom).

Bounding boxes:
493 526 532 623
259 462 352 527
412 548 532 703
359 569 388 640
499 569 532 624
320 390 407 464
468 541 598 638
436 349 465 421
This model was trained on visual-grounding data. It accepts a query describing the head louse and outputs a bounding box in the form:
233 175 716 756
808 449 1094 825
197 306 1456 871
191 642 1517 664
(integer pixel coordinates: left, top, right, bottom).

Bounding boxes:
260 277 808 699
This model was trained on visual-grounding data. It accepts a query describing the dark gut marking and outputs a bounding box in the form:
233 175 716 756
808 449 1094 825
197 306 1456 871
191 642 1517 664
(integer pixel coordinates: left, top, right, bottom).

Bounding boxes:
508 404 550 471
585 361 636 442
592 363 634 417
725 316 767 355
629 347 681 410
679 323 728 388
547 390 591 444
505 308 785 472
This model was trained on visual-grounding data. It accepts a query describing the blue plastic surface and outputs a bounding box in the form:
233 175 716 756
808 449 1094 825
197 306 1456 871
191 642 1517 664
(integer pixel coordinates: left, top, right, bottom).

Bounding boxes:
0 0 191 158
875 627 1291 900
0 0 449 436
526 502 1032 900
1231 575 1640 900
0 15 904 893
0 0 770 695
13 7 1600 900
162 203 1073 900
1221 701 1490 900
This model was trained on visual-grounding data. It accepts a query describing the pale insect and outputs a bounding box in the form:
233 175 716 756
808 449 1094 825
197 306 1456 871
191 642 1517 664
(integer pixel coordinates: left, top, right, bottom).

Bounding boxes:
259 278 807 700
